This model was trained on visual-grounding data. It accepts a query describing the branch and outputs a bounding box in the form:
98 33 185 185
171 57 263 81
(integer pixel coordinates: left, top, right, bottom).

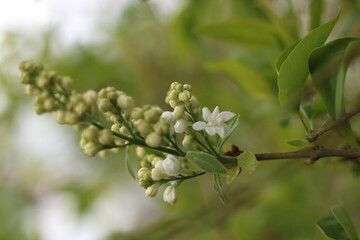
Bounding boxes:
220 149 360 164
307 106 360 143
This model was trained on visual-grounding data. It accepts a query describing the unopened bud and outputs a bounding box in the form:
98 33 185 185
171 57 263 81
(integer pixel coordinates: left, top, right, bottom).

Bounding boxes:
179 90 191 102
145 132 162 147
145 183 161 197
98 129 114 145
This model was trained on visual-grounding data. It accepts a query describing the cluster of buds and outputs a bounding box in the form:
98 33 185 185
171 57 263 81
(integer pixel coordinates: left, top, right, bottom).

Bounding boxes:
136 147 191 204
19 61 238 205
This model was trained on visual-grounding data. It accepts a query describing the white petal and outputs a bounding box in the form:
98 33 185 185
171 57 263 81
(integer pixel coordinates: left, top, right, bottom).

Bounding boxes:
193 121 207 131
205 126 216 136
163 155 183 176
163 185 177 205
202 107 211 122
215 126 226 138
211 106 220 121
218 111 236 122
174 120 189 133
161 111 175 121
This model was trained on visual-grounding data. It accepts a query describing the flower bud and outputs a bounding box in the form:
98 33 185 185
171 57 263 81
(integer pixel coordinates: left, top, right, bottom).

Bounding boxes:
131 107 143 120
163 155 183 176
173 106 184 119
61 77 73 93
117 95 134 110
111 123 121 132
145 132 162 148
144 108 162 123
179 90 191 102
183 84 192 91
65 112 79 124
145 183 161 198
169 100 178 108
55 110 67 124
190 96 199 108
151 167 167 181
83 142 100 156
83 90 97 105
137 167 150 179
163 183 177 205
82 125 99 140
98 129 114 146
136 120 152 136
119 126 129 135
182 135 193 148
136 147 146 158
98 99 113 113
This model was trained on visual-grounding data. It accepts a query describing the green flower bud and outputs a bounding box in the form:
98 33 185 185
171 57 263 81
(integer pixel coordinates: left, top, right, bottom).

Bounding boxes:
131 107 143 120
55 110 67 124
37 77 49 89
190 96 199 108
145 183 161 198
144 108 162 123
119 126 130 135
117 95 134 110
111 123 121 132
182 135 194 148
138 178 151 189
73 102 88 116
169 100 179 108
169 90 178 101
137 167 151 179
174 106 185 119
136 147 146 158
153 119 170 135
83 90 97 105
135 120 152 136
65 112 80 124
60 77 73 92
98 98 113 113
179 90 191 102
83 142 100 156
183 84 192 91
145 132 162 147
98 129 114 146
82 125 99 140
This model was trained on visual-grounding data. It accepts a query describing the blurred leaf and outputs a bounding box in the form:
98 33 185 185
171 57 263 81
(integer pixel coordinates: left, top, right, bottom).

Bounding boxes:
213 174 227 205
186 151 227 174
125 146 136 181
285 139 310 147
207 59 273 99
197 20 279 48
217 116 240 151
311 96 327 118
310 0 324 30
331 205 359 240
309 37 360 146
299 103 314 132
317 216 349 240
237 151 259 174
277 15 338 107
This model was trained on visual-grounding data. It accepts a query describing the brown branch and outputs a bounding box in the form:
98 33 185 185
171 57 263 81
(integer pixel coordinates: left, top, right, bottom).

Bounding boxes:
220 149 360 164
307 106 360 143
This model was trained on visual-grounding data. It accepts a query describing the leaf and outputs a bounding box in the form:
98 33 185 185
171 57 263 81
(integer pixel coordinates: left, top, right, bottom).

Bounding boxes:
317 216 349 240
285 139 310 147
197 20 279 48
309 37 360 146
125 146 136 181
299 103 313 131
213 174 228 205
310 0 324 30
276 40 300 73
331 205 359 240
277 15 339 107
237 151 259 174
186 151 227 174
217 116 240 151
206 59 273 99
225 165 241 184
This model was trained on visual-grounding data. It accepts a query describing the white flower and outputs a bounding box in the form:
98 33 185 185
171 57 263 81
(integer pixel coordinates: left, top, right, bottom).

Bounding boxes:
163 155 191 176
163 181 179 205
192 106 236 138
161 111 190 134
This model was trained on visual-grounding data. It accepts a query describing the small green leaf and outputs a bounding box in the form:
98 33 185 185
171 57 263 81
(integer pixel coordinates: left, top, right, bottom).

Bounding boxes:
317 216 349 240
197 20 279 48
125 146 136 181
277 15 338 107
276 40 300 73
186 151 227 174
309 37 360 146
237 151 259 174
217 116 240 151
299 103 314 131
206 59 273 99
331 205 359 240
285 139 310 147
213 174 228 205
225 166 241 184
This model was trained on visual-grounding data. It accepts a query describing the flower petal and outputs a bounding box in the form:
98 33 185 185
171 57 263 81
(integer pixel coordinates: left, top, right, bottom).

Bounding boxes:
202 107 211 122
174 119 189 133
205 126 216 136
161 111 175 121
193 121 206 131
218 111 236 122
211 106 220 121
163 155 182 176
215 126 226 138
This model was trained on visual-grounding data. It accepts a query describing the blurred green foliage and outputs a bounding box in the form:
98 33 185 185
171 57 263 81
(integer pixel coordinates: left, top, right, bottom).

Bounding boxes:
1 0 360 239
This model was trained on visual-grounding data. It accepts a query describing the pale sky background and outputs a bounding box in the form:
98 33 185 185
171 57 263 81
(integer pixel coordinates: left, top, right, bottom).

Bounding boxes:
0 0 182 239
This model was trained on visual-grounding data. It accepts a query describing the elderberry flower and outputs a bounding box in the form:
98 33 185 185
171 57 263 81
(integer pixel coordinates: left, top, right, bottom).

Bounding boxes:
193 106 236 138
161 111 190 134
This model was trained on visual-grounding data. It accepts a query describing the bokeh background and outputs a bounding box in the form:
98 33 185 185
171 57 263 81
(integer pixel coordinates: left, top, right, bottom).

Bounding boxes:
1 0 360 239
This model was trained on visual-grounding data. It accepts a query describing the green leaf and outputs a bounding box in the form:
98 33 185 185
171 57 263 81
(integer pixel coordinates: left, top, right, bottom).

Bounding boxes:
285 139 310 147
317 216 349 240
197 20 279 48
213 174 228 205
217 116 240 151
186 151 227 174
299 103 313 132
331 205 359 240
310 0 324 30
309 37 360 146
225 165 241 184
125 146 136 181
276 40 300 73
206 59 273 99
277 15 339 107
237 151 259 174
